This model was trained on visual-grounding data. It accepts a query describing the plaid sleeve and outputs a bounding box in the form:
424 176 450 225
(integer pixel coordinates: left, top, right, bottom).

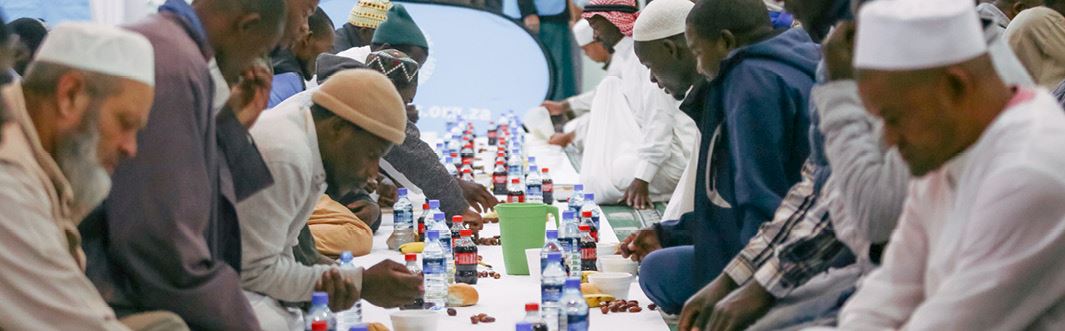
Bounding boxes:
723 161 818 285
752 197 855 298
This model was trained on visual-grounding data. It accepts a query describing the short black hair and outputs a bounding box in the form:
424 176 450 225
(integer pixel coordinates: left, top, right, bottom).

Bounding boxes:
686 0 771 40
309 7 334 37
7 18 47 54
236 0 286 30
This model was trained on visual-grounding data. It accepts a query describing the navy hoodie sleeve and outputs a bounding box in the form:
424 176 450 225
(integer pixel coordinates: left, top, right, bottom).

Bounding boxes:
722 64 807 244
654 212 696 247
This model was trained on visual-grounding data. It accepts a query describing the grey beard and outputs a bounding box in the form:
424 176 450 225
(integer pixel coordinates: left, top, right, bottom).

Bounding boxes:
55 109 111 221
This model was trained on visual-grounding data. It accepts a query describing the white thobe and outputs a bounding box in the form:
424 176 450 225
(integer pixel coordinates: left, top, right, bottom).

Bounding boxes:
239 97 364 331
578 37 698 203
840 90 1065 331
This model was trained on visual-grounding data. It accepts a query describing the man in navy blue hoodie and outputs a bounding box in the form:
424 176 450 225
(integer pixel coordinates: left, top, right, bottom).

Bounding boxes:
627 0 820 316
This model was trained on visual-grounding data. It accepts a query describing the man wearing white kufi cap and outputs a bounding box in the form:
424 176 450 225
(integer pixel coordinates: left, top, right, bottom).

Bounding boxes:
839 0 1065 329
0 23 187 331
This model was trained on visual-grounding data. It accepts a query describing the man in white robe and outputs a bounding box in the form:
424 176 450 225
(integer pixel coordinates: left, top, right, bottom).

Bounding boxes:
839 1 1065 329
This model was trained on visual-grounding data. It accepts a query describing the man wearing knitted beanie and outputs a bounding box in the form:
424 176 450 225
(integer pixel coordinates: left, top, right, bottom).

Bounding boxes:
236 69 422 330
333 0 392 53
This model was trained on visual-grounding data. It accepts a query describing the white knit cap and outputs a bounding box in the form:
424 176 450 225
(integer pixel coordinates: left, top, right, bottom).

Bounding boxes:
35 22 155 86
573 19 595 46
633 0 693 42
854 0 986 70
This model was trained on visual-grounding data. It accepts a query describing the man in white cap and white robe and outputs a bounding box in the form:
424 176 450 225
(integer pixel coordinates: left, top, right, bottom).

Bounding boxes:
0 23 187 331
839 0 1065 329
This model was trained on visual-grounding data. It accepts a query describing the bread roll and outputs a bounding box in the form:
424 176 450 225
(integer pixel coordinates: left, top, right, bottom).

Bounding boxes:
447 283 479 307
367 322 389 331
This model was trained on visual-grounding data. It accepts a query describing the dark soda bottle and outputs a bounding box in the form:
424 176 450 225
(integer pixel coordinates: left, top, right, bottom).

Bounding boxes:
461 143 475 164
507 178 526 203
454 230 478 284
580 211 598 242
493 161 508 195
487 121 498 145
541 167 554 203
401 253 425 310
579 225 597 271
417 203 429 241
522 303 549 331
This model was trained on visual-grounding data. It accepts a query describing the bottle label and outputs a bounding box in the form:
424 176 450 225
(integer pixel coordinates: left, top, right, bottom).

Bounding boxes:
543 182 554 193
581 247 596 260
541 284 563 302
439 238 453 256
494 175 507 184
456 252 478 265
508 195 521 203
423 257 446 274
566 314 589 331
527 184 542 196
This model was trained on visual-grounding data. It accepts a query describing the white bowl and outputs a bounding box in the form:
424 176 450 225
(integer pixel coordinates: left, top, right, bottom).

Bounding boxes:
597 242 620 257
600 255 639 275
525 248 543 280
390 310 439 331
588 272 635 300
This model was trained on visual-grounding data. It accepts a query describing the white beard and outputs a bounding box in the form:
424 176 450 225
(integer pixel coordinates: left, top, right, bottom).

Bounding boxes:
55 109 111 221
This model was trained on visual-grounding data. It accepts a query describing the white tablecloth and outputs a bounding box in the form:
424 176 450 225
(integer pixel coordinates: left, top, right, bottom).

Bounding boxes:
353 136 668 330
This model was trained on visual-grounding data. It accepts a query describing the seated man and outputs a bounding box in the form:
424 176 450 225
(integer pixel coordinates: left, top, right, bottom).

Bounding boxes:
239 69 422 330
269 7 335 108
332 0 391 53
0 23 186 330
840 0 1065 329
1005 1 1065 88
337 4 497 219
623 0 818 315
578 0 698 209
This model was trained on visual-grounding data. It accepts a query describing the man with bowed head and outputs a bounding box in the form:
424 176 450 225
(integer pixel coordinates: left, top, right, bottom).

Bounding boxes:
239 68 423 330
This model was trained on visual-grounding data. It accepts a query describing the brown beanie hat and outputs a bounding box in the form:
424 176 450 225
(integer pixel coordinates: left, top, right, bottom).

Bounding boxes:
312 69 407 144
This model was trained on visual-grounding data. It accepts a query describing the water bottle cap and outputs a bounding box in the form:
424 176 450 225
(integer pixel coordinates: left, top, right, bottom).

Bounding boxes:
460 229 473 237
547 252 562 262
427 230 440 240
579 225 591 231
311 291 329 306
340 251 353 262
529 165 538 171
545 230 558 239
529 156 536 163
405 253 417 262
397 188 408 196
525 303 540 311
582 210 593 218
585 192 595 200
445 157 453 162
349 325 370 331
422 202 429 209
565 278 581 288
575 184 584 191
562 210 575 220
434 212 445 221
429 200 440 208
452 215 463 223
312 321 328 331
516 322 533 331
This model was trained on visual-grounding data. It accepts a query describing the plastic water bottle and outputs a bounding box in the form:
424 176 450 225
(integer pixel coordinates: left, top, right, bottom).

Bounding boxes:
401 253 425 310
508 150 524 182
541 253 565 331
387 188 415 249
580 193 601 231
526 165 544 203
423 231 448 310
559 211 581 277
430 213 454 283
542 168 554 204
426 200 443 226
568 185 585 213
540 230 563 274
306 292 336 331
336 252 361 330
444 157 459 178
561 278 589 331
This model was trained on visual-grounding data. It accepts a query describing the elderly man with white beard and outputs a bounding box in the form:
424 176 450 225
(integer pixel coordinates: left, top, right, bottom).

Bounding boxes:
0 23 186 331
